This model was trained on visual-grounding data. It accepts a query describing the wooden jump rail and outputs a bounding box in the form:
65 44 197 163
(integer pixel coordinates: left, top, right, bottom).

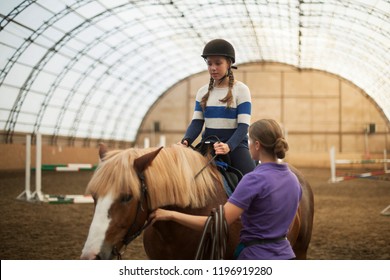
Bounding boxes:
329 146 390 216
329 146 389 183
16 134 94 204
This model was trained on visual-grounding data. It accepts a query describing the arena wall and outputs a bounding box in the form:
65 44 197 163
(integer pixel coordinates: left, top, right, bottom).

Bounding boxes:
0 62 388 170
0 143 100 170
136 62 390 168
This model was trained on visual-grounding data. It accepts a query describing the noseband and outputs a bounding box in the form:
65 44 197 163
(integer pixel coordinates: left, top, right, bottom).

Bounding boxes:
112 172 151 259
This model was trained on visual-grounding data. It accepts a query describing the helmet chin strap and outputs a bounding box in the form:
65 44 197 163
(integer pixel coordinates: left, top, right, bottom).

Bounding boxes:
217 65 235 85
218 73 228 85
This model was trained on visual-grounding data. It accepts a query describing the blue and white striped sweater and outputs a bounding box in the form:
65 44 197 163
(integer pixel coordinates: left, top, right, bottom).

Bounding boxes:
184 81 252 150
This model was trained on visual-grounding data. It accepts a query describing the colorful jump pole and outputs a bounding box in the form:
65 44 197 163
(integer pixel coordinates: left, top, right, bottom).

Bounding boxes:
329 146 390 183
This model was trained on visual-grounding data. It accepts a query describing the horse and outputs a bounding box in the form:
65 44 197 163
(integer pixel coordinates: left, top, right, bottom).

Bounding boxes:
80 144 314 260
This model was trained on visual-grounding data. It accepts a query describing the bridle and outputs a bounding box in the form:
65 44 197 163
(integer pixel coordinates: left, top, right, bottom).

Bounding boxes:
111 172 151 260
110 142 227 260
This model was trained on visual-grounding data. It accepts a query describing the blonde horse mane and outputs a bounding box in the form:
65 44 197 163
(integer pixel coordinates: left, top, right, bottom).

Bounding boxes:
86 146 222 209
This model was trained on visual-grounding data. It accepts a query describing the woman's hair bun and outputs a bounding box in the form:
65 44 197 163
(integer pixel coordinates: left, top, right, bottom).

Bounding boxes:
274 137 289 159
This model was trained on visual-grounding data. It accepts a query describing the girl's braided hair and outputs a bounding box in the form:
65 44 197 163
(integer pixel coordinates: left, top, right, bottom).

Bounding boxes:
200 65 234 110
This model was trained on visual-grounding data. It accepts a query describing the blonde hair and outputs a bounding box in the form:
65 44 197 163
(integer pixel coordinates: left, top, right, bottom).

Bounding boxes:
200 62 235 109
249 119 289 159
86 146 222 209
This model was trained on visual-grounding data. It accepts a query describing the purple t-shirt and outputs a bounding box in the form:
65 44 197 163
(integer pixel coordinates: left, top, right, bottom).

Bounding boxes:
228 162 302 260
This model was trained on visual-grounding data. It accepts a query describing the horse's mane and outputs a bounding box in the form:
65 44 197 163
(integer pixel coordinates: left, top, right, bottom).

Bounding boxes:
86 146 222 209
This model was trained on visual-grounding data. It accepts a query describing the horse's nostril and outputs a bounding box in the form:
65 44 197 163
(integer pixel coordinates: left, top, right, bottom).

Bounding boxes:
95 254 101 260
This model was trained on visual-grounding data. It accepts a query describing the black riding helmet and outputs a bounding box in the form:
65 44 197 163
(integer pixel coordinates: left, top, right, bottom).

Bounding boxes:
201 39 235 64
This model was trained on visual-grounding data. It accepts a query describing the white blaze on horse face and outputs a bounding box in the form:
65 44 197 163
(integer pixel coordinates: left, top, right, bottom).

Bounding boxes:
81 192 114 260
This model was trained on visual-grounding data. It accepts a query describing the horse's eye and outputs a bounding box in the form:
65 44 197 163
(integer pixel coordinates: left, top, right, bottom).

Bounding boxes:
120 194 133 203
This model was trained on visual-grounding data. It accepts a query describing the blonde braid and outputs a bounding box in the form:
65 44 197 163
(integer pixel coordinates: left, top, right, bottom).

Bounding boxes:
219 68 234 108
200 77 214 110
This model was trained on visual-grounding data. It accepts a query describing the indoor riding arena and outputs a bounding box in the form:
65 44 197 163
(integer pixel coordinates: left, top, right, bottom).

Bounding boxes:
1 0 389 262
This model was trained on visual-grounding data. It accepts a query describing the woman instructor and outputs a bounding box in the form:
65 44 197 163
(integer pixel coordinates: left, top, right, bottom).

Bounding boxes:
153 119 302 260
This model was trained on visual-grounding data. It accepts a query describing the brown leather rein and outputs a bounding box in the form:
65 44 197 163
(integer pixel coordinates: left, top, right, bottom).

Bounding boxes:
195 204 228 260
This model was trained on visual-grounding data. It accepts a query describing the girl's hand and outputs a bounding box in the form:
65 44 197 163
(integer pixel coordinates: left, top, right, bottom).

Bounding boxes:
177 140 189 147
213 142 230 155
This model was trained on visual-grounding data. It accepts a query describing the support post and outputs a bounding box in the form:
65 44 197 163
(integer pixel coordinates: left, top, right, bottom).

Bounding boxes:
144 137 150 148
25 135 31 199
17 135 32 201
32 133 44 201
364 131 369 158
159 135 166 147
330 146 336 183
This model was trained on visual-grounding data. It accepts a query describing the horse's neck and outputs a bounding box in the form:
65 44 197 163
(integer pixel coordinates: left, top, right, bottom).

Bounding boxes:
147 157 224 209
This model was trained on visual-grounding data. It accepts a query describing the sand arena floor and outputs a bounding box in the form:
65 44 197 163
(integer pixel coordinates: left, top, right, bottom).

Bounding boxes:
0 168 389 260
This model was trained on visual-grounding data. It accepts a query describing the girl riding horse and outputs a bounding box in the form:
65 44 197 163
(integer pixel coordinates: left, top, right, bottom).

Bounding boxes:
150 119 304 259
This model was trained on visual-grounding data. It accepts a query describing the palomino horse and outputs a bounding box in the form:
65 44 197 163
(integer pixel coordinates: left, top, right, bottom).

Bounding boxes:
80 145 314 260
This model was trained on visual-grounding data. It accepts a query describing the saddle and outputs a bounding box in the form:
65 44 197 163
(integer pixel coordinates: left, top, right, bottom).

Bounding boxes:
193 136 243 196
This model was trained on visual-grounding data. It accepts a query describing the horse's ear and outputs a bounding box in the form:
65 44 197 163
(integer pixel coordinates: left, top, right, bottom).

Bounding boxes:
134 147 163 174
99 143 108 160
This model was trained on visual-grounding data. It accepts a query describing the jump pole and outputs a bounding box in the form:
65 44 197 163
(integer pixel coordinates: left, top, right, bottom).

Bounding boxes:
159 135 166 147
17 133 93 204
17 133 44 202
17 135 32 201
330 146 336 183
381 205 390 216
329 146 390 183
32 133 44 201
380 152 389 218
144 137 150 148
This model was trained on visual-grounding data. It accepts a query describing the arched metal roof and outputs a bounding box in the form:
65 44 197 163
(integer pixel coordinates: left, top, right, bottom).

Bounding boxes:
0 0 389 143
